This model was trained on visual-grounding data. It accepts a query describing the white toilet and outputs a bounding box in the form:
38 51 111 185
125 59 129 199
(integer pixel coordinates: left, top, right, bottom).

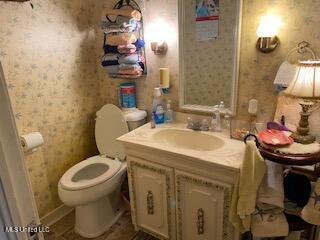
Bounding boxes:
58 104 146 238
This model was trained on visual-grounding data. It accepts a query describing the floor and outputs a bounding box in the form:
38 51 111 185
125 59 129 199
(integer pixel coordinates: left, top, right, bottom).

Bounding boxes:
44 211 158 240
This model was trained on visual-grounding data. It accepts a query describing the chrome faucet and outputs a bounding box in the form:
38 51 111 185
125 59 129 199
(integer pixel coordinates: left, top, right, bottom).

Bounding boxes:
187 117 210 131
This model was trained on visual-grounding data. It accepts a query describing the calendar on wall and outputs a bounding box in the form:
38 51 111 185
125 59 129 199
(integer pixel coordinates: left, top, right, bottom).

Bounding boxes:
195 0 219 41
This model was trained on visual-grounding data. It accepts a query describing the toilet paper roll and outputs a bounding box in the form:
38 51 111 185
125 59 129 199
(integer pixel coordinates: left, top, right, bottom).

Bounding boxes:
20 132 44 152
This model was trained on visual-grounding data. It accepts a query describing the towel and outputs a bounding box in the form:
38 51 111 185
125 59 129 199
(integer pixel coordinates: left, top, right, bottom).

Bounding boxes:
274 61 298 87
257 161 284 209
118 54 143 64
119 63 142 71
109 72 142 79
106 33 137 46
104 45 118 54
229 140 266 233
104 65 119 74
118 44 137 54
116 16 139 29
101 54 119 67
251 211 288 237
105 9 141 21
251 161 289 238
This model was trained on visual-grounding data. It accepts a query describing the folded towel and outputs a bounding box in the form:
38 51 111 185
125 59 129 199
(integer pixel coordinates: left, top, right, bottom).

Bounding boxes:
251 211 289 237
229 140 266 233
104 45 118 54
109 72 142 79
118 69 142 75
106 9 141 21
106 33 137 46
257 161 284 209
102 54 118 61
103 26 135 34
118 44 137 54
104 65 119 74
274 61 298 87
118 54 142 64
116 16 139 28
119 63 142 71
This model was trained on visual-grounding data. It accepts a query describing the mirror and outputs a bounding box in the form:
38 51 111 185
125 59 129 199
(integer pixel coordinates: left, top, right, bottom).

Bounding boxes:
179 0 242 114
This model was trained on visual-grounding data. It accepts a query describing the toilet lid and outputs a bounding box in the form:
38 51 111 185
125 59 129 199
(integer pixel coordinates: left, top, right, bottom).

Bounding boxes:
95 104 129 161
60 156 121 191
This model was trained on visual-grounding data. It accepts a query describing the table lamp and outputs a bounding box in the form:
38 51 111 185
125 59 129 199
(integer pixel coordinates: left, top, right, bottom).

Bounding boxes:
285 60 320 144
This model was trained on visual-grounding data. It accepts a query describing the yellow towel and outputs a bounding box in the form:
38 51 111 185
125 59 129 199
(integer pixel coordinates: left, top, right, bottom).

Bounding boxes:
106 33 137 46
106 8 141 21
229 140 266 233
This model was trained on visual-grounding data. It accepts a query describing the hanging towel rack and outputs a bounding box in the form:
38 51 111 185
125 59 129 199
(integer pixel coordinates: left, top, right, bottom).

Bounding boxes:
106 0 142 23
285 41 317 62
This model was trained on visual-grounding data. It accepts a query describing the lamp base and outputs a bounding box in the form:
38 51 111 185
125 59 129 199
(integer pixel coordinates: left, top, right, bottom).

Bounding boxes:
291 132 315 144
293 100 315 144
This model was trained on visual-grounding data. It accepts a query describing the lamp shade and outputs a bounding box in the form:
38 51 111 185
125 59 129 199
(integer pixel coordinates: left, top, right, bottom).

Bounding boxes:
285 61 320 98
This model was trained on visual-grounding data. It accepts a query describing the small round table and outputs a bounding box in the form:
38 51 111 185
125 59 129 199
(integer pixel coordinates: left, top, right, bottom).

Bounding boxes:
244 134 320 239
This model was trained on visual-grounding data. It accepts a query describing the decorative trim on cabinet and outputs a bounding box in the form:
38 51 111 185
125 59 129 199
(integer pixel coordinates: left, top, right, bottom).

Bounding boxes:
176 174 233 240
129 160 173 240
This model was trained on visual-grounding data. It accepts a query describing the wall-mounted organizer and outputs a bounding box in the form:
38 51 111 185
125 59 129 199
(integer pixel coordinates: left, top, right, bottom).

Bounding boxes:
101 0 147 80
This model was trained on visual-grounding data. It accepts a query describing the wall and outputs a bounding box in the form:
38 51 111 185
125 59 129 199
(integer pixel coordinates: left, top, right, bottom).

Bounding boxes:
98 0 320 122
0 0 107 217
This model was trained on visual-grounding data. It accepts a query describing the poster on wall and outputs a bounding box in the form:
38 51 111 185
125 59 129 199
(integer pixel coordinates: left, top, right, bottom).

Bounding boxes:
195 0 219 41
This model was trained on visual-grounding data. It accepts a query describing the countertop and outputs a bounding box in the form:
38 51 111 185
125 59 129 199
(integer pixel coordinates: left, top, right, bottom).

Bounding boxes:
118 122 245 171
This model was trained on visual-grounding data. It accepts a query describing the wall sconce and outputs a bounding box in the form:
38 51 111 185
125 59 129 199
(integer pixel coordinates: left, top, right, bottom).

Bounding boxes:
146 19 174 55
151 41 168 55
256 15 281 53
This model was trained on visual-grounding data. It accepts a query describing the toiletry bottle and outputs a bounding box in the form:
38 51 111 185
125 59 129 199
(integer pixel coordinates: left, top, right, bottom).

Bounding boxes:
211 107 221 132
165 99 173 123
152 88 165 124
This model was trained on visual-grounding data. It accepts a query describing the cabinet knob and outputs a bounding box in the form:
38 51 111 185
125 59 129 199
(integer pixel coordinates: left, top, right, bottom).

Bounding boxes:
197 208 205 235
147 191 154 215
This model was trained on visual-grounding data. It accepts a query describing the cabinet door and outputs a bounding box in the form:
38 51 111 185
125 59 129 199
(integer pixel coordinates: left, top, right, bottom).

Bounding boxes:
127 156 175 240
175 170 233 240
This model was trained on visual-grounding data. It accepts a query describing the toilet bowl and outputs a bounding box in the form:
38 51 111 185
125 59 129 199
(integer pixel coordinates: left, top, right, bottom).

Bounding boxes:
58 104 146 238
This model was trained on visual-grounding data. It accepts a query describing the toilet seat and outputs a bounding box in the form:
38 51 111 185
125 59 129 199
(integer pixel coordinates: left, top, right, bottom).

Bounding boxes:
60 156 121 191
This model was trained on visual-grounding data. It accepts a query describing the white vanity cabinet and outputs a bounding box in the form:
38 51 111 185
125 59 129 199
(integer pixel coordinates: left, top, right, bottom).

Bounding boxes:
127 156 176 240
127 156 235 240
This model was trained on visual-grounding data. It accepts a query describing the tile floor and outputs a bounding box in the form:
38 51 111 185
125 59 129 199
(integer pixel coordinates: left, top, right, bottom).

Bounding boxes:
44 211 158 240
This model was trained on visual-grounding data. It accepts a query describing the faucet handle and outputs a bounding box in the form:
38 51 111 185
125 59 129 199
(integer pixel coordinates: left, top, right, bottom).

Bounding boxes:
187 117 194 129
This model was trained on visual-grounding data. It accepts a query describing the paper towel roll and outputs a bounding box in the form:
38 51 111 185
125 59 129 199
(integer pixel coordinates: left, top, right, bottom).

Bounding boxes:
20 132 44 152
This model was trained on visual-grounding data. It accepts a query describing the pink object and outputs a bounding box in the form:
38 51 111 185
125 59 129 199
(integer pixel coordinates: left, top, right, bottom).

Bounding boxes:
259 129 294 146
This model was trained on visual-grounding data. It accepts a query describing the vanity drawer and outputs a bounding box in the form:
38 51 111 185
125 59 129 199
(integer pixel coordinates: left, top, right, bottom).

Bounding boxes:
127 156 176 240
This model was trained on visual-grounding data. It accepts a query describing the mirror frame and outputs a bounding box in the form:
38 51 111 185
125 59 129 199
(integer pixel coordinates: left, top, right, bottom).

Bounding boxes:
178 0 243 115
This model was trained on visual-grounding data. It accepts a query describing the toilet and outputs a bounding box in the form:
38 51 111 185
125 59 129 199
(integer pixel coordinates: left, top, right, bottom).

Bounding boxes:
58 104 146 238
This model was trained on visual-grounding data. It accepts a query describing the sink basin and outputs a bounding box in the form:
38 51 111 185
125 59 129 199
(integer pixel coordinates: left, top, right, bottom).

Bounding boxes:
152 129 224 151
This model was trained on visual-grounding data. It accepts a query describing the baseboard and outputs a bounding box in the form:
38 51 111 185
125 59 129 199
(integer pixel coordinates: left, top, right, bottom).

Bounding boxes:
40 204 74 227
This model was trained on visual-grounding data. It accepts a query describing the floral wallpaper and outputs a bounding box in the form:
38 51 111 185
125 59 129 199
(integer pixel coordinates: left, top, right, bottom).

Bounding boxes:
183 0 236 107
1 0 320 219
99 0 320 122
0 0 108 217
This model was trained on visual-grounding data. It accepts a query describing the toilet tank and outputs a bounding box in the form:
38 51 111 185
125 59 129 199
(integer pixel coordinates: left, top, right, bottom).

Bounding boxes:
122 108 147 131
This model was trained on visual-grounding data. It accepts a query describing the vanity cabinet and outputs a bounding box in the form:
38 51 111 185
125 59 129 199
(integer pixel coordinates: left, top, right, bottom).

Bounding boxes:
127 156 235 240
127 156 176 240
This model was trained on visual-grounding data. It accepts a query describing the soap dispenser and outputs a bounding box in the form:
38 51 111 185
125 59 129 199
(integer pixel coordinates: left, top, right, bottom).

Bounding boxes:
165 100 173 123
211 107 221 132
